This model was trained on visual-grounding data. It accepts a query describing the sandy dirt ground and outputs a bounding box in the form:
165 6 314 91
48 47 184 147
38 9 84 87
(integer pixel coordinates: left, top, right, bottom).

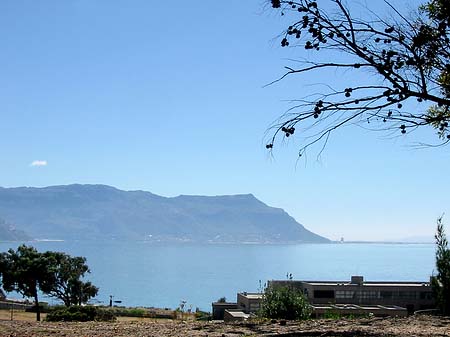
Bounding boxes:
0 315 449 337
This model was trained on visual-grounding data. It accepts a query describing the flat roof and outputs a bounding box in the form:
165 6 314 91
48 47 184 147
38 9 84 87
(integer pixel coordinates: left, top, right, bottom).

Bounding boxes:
212 302 237 306
225 310 250 318
239 293 263 299
301 281 429 287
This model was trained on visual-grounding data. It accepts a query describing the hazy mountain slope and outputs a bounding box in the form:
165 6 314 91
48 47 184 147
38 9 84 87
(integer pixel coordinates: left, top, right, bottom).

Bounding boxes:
0 218 30 241
0 185 329 243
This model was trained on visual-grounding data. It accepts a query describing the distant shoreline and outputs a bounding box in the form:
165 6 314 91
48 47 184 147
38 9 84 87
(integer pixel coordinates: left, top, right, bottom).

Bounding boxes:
0 239 434 245
334 240 434 245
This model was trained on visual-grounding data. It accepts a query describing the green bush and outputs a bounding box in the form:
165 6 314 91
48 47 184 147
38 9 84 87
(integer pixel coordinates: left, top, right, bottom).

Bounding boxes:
260 285 311 320
320 309 372 320
111 307 147 317
431 217 450 316
195 310 211 321
45 306 116 322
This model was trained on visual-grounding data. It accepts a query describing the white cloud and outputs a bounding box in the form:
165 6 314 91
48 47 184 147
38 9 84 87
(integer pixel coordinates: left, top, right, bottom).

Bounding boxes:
30 160 48 167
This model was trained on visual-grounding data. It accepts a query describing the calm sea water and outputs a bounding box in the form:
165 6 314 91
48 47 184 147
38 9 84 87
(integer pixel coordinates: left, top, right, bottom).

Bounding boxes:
0 241 435 311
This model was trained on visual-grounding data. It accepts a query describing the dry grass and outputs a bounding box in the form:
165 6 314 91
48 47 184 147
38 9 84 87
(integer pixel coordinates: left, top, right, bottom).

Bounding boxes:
0 309 46 322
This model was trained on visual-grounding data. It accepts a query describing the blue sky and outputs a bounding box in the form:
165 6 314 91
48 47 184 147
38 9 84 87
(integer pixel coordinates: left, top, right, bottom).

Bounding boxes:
0 0 448 241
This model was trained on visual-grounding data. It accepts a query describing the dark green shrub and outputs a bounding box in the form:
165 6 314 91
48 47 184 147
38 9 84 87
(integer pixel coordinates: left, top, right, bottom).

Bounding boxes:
45 306 116 322
195 310 211 321
260 285 311 320
94 307 117 321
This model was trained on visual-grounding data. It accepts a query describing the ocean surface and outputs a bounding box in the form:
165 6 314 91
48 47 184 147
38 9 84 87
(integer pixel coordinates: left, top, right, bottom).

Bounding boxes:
0 241 435 311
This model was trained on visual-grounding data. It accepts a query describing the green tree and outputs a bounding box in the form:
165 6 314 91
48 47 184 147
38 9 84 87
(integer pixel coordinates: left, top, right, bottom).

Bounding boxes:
431 217 450 315
0 245 54 321
0 246 99 321
217 296 227 303
260 283 311 320
266 0 450 156
42 252 98 306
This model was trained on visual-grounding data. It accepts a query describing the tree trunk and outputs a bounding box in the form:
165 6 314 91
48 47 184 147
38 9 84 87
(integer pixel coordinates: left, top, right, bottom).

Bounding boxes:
34 292 40 321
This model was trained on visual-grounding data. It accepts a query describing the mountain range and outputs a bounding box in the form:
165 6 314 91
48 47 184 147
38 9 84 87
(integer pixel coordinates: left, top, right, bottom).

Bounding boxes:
0 184 329 243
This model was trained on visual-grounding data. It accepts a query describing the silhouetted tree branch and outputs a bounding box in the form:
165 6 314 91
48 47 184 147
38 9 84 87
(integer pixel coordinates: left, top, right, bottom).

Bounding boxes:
266 0 450 156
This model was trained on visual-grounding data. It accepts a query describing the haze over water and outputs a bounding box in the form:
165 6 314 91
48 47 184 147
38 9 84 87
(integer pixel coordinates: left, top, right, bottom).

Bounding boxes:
0 241 435 311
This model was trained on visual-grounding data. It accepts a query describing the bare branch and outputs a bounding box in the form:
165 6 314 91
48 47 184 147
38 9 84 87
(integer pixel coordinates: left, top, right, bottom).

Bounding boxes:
264 0 450 155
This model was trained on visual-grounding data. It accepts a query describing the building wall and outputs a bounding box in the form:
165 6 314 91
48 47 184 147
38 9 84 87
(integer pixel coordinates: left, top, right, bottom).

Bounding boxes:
269 278 435 313
303 284 433 312
237 293 262 313
211 302 238 320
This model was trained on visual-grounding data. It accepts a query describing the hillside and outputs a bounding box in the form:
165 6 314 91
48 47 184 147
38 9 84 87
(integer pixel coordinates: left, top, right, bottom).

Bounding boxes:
0 218 30 241
0 184 329 243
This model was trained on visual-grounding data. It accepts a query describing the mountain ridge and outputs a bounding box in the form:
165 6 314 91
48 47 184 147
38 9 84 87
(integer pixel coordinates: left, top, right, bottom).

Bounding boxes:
0 184 329 243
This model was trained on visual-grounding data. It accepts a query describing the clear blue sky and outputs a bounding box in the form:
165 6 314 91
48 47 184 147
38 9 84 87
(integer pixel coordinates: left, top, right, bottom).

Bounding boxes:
0 0 448 241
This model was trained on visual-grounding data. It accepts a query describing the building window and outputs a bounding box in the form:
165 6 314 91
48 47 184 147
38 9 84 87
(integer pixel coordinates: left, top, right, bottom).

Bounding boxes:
397 291 417 299
314 290 335 299
335 290 355 299
358 291 379 299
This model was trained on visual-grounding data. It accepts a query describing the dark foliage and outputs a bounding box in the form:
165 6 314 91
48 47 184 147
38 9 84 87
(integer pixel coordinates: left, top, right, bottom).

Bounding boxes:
42 251 98 306
431 217 450 315
46 306 116 322
0 245 98 321
260 284 311 320
0 245 54 321
217 296 227 303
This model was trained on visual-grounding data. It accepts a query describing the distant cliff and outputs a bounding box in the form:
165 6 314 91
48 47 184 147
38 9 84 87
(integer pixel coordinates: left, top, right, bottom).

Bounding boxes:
0 184 329 243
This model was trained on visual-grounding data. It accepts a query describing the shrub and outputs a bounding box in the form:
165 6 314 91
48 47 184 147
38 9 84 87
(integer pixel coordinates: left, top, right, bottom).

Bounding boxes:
260 284 311 320
431 217 450 315
195 310 211 321
45 306 116 322
111 307 147 318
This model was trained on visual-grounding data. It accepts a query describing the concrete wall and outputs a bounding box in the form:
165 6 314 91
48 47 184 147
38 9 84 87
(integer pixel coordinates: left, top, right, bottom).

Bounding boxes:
237 293 262 314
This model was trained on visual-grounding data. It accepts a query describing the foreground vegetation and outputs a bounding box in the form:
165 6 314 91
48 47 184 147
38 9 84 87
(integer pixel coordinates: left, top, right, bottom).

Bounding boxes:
260 283 311 320
432 217 450 315
0 245 98 321
45 306 116 322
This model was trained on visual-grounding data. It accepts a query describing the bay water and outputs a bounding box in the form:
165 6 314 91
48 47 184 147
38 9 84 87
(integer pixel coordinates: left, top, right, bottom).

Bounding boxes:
0 241 435 311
